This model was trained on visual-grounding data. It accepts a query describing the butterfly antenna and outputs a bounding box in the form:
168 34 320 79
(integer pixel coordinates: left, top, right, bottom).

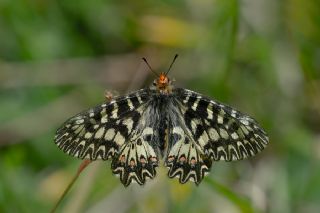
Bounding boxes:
165 54 178 76
142 57 159 77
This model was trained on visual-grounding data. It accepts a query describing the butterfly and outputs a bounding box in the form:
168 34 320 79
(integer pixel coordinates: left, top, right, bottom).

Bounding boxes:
54 55 269 187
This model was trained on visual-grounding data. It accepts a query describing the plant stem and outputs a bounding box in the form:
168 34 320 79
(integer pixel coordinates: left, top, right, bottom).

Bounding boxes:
51 159 92 213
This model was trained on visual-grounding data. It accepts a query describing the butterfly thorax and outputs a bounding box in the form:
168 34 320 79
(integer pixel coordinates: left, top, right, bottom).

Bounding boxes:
150 73 173 95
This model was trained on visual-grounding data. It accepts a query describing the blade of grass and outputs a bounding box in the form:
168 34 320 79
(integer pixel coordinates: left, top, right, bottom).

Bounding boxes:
204 178 254 213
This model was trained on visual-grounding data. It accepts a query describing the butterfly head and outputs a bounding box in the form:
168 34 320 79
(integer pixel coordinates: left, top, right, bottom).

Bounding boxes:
143 54 178 94
152 72 173 94
158 73 168 85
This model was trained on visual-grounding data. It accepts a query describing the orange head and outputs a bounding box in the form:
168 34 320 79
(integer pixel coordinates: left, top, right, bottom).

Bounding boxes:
157 73 169 87
144 54 178 94
155 73 172 93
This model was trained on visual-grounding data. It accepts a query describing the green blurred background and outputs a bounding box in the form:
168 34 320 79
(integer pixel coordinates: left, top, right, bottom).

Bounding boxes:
0 0 319 212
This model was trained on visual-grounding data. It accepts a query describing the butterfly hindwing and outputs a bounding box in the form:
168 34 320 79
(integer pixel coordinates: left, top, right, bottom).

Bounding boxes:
165 126 212 184
162 98 213 184
111 127 159 186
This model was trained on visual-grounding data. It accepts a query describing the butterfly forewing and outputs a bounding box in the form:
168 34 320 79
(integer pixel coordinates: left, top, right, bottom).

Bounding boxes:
174 88 269 162
55 89 147 160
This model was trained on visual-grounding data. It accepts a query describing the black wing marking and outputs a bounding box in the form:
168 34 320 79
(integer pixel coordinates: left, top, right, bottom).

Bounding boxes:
54 89 159 186
173 88 269 162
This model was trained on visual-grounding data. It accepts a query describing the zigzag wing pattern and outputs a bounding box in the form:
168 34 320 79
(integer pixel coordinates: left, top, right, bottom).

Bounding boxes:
165 126 212 185
111 127 159 186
